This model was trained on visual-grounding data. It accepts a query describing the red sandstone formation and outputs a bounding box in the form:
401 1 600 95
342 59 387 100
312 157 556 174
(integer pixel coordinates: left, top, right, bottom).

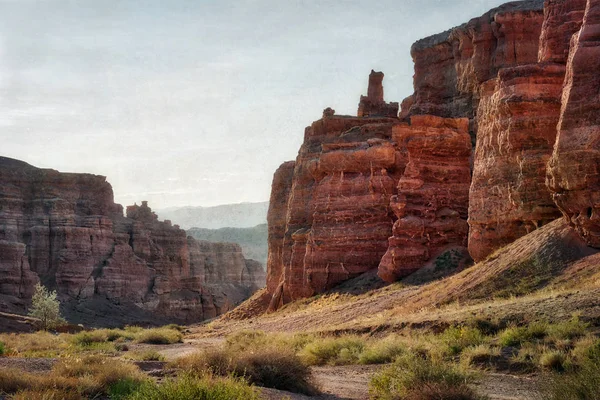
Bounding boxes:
402 0 545 122
547 0 600 247
267 113 400 309
538 0 587 63
468 64 566 261
266 73 473 308
379 116 471 282
0 157 265 326
357 70 399 118
265 0 600 307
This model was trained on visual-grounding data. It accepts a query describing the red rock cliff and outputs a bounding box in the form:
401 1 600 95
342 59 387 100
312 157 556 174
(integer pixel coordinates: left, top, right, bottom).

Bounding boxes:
265 0 600 308
0 157 265 326
547 0 600 247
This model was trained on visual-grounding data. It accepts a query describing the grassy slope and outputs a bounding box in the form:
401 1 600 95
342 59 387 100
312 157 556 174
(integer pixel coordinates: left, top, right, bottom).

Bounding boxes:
195 219 600 337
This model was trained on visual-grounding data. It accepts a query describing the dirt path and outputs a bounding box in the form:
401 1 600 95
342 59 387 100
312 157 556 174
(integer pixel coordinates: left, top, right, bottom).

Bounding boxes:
127 337 224 361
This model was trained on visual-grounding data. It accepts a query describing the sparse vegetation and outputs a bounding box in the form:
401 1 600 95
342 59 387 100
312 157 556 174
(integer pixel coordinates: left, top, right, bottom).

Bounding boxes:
175 347 317 395
369 353 483 400
123 374 259 400
135 327 183 344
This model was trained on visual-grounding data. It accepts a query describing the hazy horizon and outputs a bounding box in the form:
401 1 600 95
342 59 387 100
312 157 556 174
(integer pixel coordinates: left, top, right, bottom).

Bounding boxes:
1 0 506 208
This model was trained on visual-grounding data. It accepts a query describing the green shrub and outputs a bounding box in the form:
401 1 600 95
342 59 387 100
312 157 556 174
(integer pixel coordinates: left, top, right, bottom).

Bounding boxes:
176 347 317 395
108 378 145 400
369 354 481 400
234 346 316 395
225 330 268 353
498 322 547 347
135 328 182 345
124 374 259 400
298 336 365 365
359 336 406 364
71 331 107 346
0 341 5 356
547 316 588 341
28 283 66 331
460 345 501 368
539 350 568 371
439 326 486 356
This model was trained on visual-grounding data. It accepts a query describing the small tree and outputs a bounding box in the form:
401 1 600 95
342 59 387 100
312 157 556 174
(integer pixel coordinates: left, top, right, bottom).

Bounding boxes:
28 283 65 330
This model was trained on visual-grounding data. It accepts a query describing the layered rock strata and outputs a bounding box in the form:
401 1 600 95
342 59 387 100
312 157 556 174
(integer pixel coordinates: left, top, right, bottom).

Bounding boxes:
265 0 600 308
547 0 600 247
379 116 472 282
468 64 566 260
0 157 264 325
266 75 473 309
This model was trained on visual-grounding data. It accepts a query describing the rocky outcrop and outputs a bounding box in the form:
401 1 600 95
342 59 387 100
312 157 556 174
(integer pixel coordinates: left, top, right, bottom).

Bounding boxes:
357 70 399 118
379 116 471 282
468 64 566 261
538 0 587 63
0 157 264 326
402 0 545 123
547 0 600 247
267 113 400 308
265 71 475 308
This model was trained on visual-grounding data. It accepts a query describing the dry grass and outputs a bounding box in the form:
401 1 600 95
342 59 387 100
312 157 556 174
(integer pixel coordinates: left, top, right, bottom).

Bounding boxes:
369 353 483 400
134 328 183 344
174 347 317 395
0 331 68 357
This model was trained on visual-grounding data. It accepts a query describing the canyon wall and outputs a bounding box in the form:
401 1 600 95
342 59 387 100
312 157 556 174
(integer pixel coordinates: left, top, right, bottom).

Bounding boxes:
547 0 600 247
265 0 600 309
0 157 264 326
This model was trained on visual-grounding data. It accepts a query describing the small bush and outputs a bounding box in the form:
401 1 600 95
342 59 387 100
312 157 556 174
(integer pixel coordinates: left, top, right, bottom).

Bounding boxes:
28 283 65 331
0 341 5 356
53 355 146 396
539 350 567 371
123 374 259 400
225 330 268 353
499 323 546 347
439 326 487 356
298 336 365 365
108 378 145 400
234 347 316 395
176 347 317 395
460 345 501 368
547 316 588 341
176 349 232 376
359 336 406 364
135 328 182 345
71 330 108 346
572 336 600 364
369 354 480 400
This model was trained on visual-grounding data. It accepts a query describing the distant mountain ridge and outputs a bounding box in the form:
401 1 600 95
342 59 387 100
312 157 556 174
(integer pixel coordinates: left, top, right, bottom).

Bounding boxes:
188 224 268 265
156 201 269 230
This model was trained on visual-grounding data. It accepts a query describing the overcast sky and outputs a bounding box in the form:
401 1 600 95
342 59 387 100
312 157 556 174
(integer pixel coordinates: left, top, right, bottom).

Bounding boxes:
1 0 505 209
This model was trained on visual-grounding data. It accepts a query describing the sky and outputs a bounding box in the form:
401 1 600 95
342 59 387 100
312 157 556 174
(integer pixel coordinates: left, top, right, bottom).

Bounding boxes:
0 0 505 209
